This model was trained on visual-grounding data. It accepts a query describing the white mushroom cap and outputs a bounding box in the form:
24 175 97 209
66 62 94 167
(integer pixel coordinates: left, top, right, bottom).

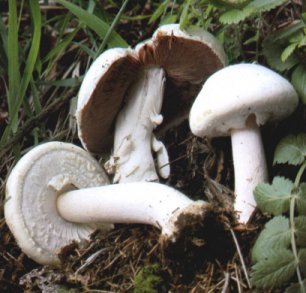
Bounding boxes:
5 142 111 265
77 24 227 154
190 63 299 138
77 48 140 152
152 24 227 67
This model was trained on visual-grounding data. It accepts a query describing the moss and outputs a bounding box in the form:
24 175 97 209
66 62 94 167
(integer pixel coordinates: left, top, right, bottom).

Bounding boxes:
133 264 168 293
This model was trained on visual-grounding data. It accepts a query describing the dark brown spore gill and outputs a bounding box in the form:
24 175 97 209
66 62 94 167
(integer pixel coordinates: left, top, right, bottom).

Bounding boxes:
79 55 141 153
138 34 224 128
139 34 224 84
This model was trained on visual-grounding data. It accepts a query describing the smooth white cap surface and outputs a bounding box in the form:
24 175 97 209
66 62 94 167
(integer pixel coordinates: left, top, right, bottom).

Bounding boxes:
5 142 111 265
190 63 299 137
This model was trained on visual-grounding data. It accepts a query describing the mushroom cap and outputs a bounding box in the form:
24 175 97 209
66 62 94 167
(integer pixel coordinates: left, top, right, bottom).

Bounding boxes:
77 48 141 152
77 24 226 154
5 142 111 265
189 63 299 138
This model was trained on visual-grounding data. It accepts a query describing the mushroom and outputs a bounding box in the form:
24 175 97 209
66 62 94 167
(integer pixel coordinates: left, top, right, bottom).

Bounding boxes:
5 141 212 265
189 63 299 223
77 24 226 183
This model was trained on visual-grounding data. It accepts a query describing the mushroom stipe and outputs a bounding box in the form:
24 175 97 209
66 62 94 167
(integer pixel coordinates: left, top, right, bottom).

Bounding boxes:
5 141 226 265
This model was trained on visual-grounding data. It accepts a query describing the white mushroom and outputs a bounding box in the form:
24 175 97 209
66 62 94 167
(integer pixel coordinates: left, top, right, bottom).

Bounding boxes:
5 142 210 265
77 24 226 183
189 63 299 224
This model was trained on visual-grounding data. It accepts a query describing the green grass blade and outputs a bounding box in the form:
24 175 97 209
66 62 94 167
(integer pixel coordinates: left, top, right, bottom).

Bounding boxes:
56 0 128 48
30 80 42 114
149 1 169 24
180 0 193 29
38 77 81 88
95 0 129 57
0 14 8 61
7 0 20 116
42 27 79 64
10 0 42 132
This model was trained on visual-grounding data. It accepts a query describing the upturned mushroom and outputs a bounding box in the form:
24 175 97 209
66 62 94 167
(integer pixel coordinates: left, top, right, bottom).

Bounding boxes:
189 63 299 223
5 141 213 265
77 24 226 183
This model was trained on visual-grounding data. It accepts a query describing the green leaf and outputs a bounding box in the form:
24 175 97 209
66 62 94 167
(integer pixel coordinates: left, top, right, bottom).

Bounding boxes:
179 0 192 29
295 216 306 245
252 216 291 262
219 7 254 24
210 0 251 9
274 134 306 166
251 249 296 289
38 78 81 88
249 0 288 14
219 0 288 24
299 249 306 275
254 177 293 215
55 0 128 48
281 43 298 62
298 35 306 47
7 0 20 117
291 64 306 104
267 21 305 43
297 184 306 215
11 0 42 131
10 1 41 132
263 37 299 72
149 1 169 24
285 280 306 293
42 27 80 64
0 14 8 65
94 0 129 57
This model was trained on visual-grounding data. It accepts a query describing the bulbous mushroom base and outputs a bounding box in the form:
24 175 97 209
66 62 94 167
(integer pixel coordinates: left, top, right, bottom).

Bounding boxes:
160 203 233 265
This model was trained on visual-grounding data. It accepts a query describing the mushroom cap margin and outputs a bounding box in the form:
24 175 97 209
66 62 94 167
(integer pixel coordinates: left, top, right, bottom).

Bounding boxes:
5 141 111 265
189 63 299 138
77 48 141 153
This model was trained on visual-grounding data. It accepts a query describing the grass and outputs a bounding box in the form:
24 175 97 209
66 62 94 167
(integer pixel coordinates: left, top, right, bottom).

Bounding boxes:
0 0 305 291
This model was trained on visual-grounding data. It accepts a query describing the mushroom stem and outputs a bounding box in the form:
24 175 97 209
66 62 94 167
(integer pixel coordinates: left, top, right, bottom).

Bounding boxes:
57 182 208 240
105 66 170 183
230 115 268 223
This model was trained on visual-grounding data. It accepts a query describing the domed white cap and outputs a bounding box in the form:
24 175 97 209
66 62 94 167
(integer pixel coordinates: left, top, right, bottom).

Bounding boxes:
190 63 299 137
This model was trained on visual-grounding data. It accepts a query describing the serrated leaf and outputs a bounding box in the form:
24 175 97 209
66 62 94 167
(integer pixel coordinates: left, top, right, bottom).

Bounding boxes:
297 184 306 215
210 0 251 9
263 37 299 72
295 216 306 245
219 7 254 24
285 280 306 293
251 249 296 289
299 249 306 275
254 177 293 215
267 21 305 43
252 216 291 262
281 43 298 62
298 35 306 47
274 134 306 166
248 0 288 14
291 64 306 104
219 0 287 24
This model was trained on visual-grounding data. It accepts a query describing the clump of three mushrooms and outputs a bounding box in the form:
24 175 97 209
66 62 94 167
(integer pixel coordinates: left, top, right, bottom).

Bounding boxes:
4 24 227 265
